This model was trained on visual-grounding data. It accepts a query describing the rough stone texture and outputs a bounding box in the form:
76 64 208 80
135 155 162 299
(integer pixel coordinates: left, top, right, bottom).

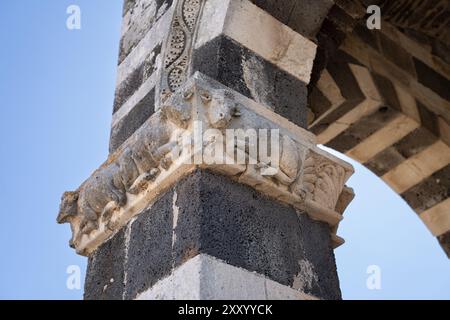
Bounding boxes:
109 88 155 153
308 1 366 89
438 231 450 258
371 73 402 112
365 127 438 175
327 105 400 153
84 170 341 300
309 59 366 136
416 101 440 137
84 228 126 300
124 185 174 299
414 58 450 101
119 0 173 64
308 87 333 122
378 33 416 77
136 254 317 300
122 0 137 16
392 128 439 160
380 0 450 44
401 165 450 214
364 147 406 176
250 0 334 40
192 35 308 128
113 44 162 113
195 0 318 85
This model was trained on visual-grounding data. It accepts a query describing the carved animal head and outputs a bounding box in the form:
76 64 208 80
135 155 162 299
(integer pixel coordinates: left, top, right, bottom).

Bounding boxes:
205 90 236 129
279 135 301 181
57 191 79 224
161 90 193 128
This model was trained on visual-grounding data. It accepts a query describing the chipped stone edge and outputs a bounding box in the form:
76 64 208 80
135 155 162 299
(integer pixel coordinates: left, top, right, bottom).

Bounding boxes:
58 72 354 256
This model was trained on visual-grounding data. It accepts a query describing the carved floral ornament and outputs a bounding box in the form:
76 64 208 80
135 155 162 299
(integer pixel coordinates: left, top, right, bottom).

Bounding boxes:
58 74 354 256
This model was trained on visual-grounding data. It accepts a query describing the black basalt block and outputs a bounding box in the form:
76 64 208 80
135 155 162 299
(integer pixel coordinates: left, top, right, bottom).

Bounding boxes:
84 228 126 300
84 170 341 300
192 36 308 128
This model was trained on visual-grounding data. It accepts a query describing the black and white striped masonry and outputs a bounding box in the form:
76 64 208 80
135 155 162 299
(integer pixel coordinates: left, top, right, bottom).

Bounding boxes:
57 0 450 301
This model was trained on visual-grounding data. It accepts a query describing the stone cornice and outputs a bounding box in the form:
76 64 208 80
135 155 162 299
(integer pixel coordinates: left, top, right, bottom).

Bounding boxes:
58 73 354 256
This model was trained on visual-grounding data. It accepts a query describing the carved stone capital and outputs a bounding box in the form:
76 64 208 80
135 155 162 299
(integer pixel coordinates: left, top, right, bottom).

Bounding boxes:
58 73 354 256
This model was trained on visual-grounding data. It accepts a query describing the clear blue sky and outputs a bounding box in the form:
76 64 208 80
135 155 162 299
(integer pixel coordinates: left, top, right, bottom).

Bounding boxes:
0 1 448 300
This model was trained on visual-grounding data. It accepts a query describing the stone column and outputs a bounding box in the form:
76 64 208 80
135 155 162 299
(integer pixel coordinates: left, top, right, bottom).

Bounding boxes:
58 0 354 300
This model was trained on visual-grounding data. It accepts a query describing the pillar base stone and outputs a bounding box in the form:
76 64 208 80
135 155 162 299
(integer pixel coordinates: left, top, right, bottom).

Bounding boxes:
84 170 343 300
136 254 318 300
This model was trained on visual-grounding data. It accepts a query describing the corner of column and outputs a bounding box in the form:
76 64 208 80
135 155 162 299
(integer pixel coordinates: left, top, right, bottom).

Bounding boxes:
57 0 355 300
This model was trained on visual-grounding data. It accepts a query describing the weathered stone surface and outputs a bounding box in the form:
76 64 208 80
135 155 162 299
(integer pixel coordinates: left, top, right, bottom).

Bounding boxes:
401 165 450 214
394 127 439 159
110 88 156 153
113 44 162 113
378 33 416 76
116 6 172 88
414 58 450 101
438 231 450 258
84 228 126 300
327 105 400 153
250 0 334 40
60 73 353 257
345 114 419 164
420 197 450 237
136 254 318 300
382 141 450 194
381 0 450 44
174 170 341 300
119 0 173 64
308 86 333 123
61 0 450 305
124 187 174 299
84 170 342 300
308 0 366 88
365 147 406 176
371 73 402 112
352 24 379 51
195 0 317 85
192 36 309 128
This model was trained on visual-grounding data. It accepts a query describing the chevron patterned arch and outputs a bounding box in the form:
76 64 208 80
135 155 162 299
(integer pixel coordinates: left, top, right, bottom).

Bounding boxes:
308 54 450 257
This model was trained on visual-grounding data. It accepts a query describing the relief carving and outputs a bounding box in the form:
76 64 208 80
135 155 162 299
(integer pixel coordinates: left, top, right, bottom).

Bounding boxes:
182 0 201 31
301 152 350 211
58 112 186 246
203 90 238 129
159 0 205 102
59 74 354 255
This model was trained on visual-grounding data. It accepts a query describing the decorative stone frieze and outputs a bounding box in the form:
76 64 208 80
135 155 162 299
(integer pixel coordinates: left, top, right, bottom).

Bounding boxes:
58 73 354 256
158 0 205 102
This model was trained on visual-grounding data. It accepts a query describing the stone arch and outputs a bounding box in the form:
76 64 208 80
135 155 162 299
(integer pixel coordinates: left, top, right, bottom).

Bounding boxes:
304 0 450 257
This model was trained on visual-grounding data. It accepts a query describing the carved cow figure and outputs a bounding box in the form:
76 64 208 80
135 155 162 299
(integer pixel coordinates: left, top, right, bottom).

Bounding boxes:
203 90 238 129
57 114 179 238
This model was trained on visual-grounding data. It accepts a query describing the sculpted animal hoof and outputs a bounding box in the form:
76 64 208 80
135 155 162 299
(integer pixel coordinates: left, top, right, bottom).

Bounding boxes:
129 169 160 194
81 220 98 235
106 219 119 231
101 201 120 223
128 180 146 195
160 157 173 170
147 168 161 181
